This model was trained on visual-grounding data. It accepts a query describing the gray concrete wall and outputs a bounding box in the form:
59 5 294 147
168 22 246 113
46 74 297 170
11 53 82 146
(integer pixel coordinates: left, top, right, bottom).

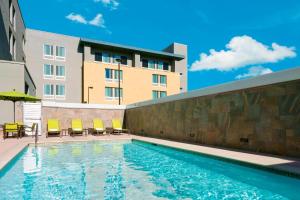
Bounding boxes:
164 43 188 92
0 0 26 62
0 60 25 123
125 67 300 157
25 29 82 103
133 53 141 67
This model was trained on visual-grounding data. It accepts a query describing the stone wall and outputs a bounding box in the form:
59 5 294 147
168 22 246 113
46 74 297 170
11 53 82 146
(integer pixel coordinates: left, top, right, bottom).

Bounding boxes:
42 106 125 134
125 80 300 157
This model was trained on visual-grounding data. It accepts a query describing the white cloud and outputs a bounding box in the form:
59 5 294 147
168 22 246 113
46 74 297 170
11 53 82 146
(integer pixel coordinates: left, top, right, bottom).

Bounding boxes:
88 14 105 28
66 13 105 28
94 0 119 10
235 66 273 79
190 35 296 72
66 13 87 24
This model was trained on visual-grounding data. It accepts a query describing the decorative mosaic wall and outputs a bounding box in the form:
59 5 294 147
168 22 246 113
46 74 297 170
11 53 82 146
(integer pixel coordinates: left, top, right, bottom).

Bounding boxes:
125 80 300 157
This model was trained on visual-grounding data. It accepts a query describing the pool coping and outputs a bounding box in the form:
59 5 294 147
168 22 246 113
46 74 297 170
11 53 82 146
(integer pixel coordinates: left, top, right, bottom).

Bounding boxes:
1 135 300 179
132 136 300 179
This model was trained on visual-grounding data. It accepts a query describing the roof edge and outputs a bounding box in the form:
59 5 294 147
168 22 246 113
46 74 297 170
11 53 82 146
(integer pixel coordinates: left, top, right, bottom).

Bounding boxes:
80 38 185 60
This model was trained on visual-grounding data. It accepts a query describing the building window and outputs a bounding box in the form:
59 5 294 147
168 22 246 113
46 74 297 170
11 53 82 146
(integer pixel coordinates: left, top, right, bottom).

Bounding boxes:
56 85 65 97
22 35 25 50
25 82 29 94
115 88 123 98
105 68 113 81
105 87 113 99
148 60 155 69
105 69 123 82
9 34 16 60
43 64 54 79
160 75 167 86
157 62 164 70
13 7 16 30
152 90 167 99
44 84 54 98
43 44 54 59
160 91 167 98
121 56 128 65
95 52 102 62
56 65 65 80
102 52 110 63
112 55 128 65
56 46 65 61
114 70 123 81
152 74 159 85
163 62 169 71
9 29 13 58
152 90 159 99
105 87 123 99
142 59 148 68
113 55 121 64
9 0 15 29
9 0 12 22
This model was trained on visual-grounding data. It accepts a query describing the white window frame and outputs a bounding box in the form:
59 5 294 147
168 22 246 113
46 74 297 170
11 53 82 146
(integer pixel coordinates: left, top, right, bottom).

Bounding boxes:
43 64 54 79
113 70 123 82
157 61 164 70
55 46 66 61
152 90 159 99
148 60 156 70
43 44 54 60
105 87 114 100
113 88 123 100
160 75 167 87
43 84 54 99
55 65 66 80
55 84 66 100
152 74 159 86
105 68 114 82
160 91 167 98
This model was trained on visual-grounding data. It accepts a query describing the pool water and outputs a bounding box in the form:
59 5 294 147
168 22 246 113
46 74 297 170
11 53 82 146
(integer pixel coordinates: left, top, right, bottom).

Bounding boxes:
0 140 299 199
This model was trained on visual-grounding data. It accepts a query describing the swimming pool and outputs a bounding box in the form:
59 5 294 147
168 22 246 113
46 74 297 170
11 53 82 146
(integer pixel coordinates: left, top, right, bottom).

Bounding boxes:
0 140 299 199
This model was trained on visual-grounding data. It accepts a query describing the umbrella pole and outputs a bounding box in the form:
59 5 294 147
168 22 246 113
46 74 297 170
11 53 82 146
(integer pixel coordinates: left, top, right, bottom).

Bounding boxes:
13 101 16 123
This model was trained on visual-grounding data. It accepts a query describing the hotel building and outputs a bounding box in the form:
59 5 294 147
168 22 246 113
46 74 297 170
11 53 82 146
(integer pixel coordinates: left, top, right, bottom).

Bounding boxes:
81 39 187 105
25 30 187 105
0 0 36 123
0 0 187 123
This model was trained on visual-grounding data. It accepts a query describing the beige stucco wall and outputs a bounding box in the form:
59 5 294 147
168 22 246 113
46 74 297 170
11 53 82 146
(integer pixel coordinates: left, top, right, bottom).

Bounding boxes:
83 61 181 105
41 106 125 134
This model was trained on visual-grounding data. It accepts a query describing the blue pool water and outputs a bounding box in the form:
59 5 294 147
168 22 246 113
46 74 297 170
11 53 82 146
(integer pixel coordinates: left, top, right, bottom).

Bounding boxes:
0 140 299 199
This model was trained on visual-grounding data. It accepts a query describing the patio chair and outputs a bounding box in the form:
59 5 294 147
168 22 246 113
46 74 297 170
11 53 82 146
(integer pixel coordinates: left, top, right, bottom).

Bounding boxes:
92 119 105 135
47 119 61 138
112 119 130 134
23 123 38 138
3 123 19 139
70 119 83 136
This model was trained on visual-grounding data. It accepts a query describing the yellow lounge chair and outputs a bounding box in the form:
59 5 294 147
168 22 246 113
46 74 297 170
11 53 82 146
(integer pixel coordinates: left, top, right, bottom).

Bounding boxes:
93 119 105 135
3 123 19 139
47 119 61 137
112 119 129 134
70 119 83 136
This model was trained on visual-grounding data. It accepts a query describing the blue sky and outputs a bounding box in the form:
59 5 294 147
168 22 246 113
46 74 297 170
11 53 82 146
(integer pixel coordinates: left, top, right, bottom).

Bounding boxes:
19 0 300 91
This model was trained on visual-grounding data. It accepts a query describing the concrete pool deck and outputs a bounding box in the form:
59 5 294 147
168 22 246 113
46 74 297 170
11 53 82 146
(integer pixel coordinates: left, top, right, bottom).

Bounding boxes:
1 134 300 178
